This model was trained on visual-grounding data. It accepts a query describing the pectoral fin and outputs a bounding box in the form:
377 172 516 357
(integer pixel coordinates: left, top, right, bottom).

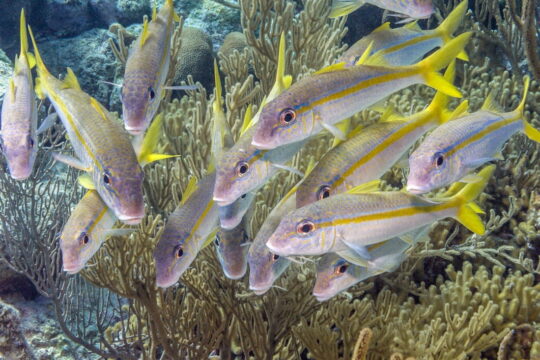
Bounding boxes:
37 113 58 134
77 174 96 190
321 121 346 141
335 248 369 267
342 241 372 261
271 163 304 177
53 152 90 171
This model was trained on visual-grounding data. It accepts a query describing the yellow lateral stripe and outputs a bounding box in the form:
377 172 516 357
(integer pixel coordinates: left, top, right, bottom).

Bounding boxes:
318 200 455 228
333 113 430 188
446 113 520 157
298 69 416 115
183 200 215 246
47 85 102 172
86 206 109 236
382 32 438 55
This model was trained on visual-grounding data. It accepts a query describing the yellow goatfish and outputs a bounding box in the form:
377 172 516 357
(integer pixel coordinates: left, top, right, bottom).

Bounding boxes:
295 61 464 208
29 28 145 225
0 10 37 180
121 0 194 135
60 114 176 274
252 32 471 150
337 1 468 67
266 165 494 260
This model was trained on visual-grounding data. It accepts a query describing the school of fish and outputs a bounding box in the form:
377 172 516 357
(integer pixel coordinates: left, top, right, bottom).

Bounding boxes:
1 0 538 302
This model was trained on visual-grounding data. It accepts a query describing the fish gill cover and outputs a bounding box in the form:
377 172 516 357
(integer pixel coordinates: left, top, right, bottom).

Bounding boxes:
0 0 539 359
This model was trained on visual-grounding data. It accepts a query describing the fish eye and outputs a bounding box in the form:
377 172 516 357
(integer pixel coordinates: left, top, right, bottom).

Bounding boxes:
148 87 155 100
434 153 444 167
296 220 315 235
272 253 280 261
279 108 296 125
241 194 247 199
81 233 89 245
336 264 348 274
317 185 331 200
28 136 34 148
103 174 110 185
175 246 184 258
214 234 220 246
236 161 249 177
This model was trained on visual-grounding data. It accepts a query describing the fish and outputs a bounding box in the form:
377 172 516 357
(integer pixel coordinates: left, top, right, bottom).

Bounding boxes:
213 32 302 207
154 172 219 288
313 237 409 301
219 192 256 230
121 0 192 135
337 1 468 67
295 61 463 208
213 125 306 207
0 9 37 180
60 190 118 274
215 221 251 280
60 114 176 273
407 76 540 194
248 192 296 295
329 0 434 21
266 165 494 258
251 32 471 150
29 28 146 225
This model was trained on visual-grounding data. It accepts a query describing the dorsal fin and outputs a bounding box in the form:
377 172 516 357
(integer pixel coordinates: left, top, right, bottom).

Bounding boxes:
331 118 351 147
89 97 108 121
345 180 381 194
166 0 180 21
140 16 150 47
372 22 391 33
446 100 469 121
355 41 374 65
404 20 420 30
240 104 253 136
62 68 82 90
181 176 198 205
481 92 502 112
361 49 389 67
152 1 157 21
315 61 347 75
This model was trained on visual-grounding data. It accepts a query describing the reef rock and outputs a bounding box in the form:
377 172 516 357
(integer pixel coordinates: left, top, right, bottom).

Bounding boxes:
0 50 12 101
90 0 151 27
0 0 32 51
0 299 29 360
0 261 37 300
38 28 117 108
174 26 214 92
44 0 94 37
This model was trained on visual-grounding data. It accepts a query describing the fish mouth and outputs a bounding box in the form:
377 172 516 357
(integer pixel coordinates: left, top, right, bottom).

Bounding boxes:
9 166 32 180
213 196 236 207
124 125 144 136
63 263 84 274
406 183 429 195
156 275 178 289
265 240 289 257
313 291 332 302
224 268 246 280
250 137 274 150
219 216 241 230
118 214 144 225
249 284 271 295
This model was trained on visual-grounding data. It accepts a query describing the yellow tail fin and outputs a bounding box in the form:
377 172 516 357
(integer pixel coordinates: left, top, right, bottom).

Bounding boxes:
451 165 495 235
514 76 540 142
19 9 29 60
415 32 471 98
436 1 469 61
425 60 455 123
329 0 364 18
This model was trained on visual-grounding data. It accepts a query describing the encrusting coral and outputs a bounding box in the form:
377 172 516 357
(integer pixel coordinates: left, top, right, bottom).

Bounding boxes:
0 0 539 359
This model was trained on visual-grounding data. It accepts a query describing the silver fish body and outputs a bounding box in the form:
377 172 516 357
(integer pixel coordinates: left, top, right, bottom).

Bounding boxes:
313 237 408 301
121 0 177 135
215 221 250 280
247 193 296 295
154 172 219 288
60 190 116 274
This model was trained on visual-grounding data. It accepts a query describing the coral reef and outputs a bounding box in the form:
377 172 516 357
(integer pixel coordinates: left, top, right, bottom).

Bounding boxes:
0 0 539 359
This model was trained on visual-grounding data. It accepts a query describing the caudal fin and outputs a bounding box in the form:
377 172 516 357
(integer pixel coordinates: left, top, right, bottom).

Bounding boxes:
515 76 540 142
436 1 469 61
425 60 455 123
329 0 364 18
451 165 495 235
415 32 471 98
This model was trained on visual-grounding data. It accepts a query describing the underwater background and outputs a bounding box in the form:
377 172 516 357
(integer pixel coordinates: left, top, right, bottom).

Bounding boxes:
0 0 539 359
